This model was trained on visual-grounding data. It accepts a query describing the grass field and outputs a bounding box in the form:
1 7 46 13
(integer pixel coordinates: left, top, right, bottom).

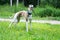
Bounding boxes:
0 22 60 40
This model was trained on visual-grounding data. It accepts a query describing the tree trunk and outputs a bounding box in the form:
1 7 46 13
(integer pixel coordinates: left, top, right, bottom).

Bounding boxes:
16 0 19 7
10 0 12 6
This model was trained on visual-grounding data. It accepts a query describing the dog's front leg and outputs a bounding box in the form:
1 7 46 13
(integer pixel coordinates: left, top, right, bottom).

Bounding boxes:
29 18 32 31
26 18 28 32
29 15 32 31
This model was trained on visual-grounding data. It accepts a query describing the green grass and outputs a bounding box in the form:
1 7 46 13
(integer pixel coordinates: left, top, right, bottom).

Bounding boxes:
33 17 60 21
0 22 60 40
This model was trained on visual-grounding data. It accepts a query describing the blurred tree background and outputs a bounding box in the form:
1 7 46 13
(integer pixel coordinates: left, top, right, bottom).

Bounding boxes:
0 0 60 8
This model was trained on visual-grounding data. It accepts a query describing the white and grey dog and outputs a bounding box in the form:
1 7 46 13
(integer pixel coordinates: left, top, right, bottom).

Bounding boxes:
9 5 33 32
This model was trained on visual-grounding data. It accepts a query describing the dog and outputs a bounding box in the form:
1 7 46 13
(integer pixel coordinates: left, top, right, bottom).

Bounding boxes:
9 5 33 32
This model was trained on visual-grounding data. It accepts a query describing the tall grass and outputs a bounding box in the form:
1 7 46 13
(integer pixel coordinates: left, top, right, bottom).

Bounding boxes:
0 22 60 40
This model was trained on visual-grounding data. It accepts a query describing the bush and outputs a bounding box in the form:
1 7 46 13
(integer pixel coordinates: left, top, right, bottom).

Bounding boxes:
53 10 60 17
37 7 53 17
33 6 60 17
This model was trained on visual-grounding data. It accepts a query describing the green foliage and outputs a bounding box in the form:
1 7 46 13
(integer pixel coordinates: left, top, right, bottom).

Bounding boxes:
0 4 27 18
0 4 60 21
33 5 60 17
0 0 60 8
53 9 60 17
40 0 60 8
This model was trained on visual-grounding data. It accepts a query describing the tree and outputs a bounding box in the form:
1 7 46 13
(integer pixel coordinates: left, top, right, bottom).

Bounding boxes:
16 0 19 6
10 0 12 6
24 0 37 7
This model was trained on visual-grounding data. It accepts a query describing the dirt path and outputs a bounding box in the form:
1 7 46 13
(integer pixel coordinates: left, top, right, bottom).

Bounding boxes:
0 18 60 24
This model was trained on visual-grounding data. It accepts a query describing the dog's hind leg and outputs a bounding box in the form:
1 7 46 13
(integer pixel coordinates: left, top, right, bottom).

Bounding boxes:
9 18 17 28
13 17 20 27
